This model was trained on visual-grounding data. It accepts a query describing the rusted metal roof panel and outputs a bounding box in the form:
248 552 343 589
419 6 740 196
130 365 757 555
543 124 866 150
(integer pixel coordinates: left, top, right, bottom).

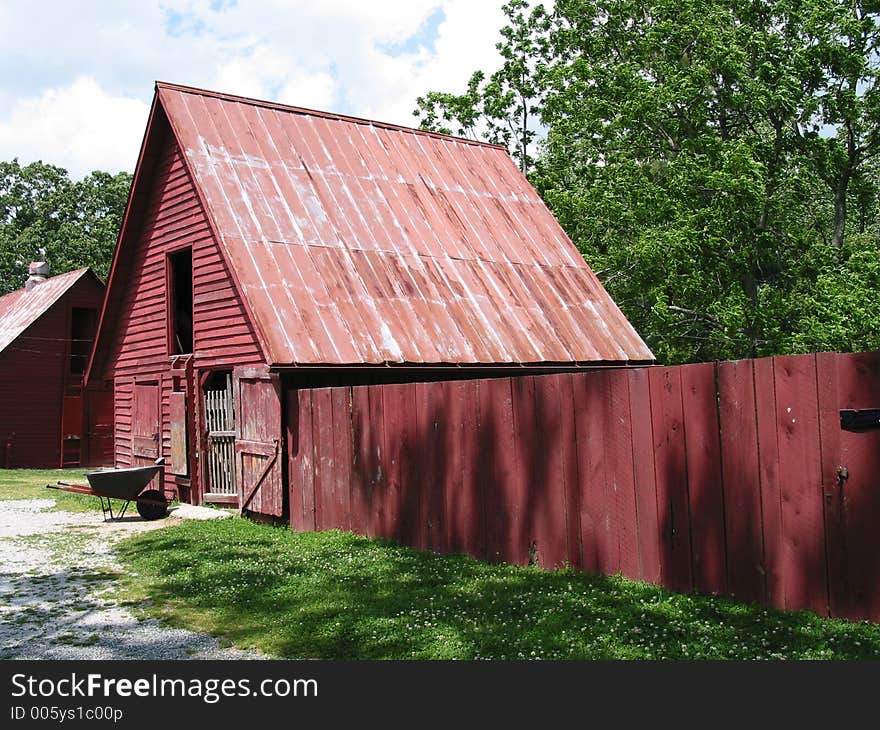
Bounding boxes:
157 82 654 366
0 268 92 356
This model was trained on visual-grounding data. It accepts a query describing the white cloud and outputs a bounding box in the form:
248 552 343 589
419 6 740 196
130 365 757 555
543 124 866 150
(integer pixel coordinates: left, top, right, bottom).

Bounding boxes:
0 0 513 177
0 77 149 179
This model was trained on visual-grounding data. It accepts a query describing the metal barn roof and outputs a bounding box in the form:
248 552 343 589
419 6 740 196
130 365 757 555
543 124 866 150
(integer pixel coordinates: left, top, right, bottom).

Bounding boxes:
0 268 93 356
158 82 653 366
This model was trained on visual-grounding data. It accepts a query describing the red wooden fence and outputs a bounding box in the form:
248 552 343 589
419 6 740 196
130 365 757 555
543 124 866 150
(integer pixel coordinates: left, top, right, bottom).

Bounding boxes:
287 351 880 622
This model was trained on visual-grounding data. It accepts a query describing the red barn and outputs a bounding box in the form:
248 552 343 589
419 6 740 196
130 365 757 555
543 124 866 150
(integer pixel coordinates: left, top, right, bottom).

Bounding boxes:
87 82 652 516
0 263 109 468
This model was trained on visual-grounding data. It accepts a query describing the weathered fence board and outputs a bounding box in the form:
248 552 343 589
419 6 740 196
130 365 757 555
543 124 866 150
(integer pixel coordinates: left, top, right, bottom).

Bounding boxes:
558 374 582 571
628 367 661 584
753 356 782 607
287 350 880 623
717 359 763 604
608 369 639 581
680 362 726 597
649 366 693 594
576 370 610 574
774 355 827 615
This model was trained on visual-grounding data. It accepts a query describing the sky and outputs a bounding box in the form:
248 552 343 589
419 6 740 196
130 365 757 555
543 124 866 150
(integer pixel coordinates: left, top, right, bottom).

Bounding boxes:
0 0 508 179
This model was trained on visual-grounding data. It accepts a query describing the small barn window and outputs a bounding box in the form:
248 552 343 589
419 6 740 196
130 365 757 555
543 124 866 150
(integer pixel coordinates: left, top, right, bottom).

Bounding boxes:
69 307 97 375
168 247 194 354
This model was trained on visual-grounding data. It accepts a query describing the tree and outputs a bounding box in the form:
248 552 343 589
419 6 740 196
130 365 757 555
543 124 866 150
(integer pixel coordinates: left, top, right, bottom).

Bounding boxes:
415 0 880 363
0 160 131 294
415 0 549 172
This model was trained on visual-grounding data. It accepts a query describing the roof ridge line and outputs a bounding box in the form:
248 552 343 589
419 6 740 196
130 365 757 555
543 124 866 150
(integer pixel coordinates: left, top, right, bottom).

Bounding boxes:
155 80 508 152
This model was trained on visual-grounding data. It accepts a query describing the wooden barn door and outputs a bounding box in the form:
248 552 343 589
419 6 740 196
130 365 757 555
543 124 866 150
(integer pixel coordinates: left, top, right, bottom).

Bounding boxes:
85 389 114 466
132 381 160 465
233 367 283 516
203 374 237 502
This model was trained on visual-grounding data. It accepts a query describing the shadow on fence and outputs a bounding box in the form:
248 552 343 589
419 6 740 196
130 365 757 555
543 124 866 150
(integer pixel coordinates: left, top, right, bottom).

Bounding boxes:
288 350 880 623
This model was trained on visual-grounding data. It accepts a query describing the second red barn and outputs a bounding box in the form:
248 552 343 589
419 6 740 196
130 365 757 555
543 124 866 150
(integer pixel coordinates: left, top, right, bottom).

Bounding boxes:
0 263 109 468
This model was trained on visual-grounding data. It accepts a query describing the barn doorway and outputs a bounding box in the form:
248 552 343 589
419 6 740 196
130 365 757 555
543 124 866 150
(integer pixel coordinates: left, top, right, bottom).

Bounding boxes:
203 371 237 504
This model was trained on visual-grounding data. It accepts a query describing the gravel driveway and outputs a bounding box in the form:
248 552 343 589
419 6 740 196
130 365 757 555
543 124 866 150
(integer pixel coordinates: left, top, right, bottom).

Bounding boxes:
0 499 262 660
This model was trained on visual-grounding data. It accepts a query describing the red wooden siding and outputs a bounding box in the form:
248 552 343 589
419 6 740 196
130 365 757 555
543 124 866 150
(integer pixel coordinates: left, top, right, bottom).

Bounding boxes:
0 304 68 468
95 124 262 485
0 273 105 468
100 137 261 380
288 351 880 623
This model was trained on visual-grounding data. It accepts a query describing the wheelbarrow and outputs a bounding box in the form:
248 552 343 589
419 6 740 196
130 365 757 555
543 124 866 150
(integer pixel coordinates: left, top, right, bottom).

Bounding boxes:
46 458 169 521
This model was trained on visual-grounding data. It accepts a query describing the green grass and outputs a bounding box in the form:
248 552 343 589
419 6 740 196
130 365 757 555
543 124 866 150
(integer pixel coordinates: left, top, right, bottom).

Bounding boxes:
0 468 104 512
115 518 880 660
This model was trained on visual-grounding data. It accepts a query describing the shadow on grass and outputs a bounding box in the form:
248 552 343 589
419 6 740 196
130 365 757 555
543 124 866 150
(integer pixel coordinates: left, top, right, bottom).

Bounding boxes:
116 519 880 660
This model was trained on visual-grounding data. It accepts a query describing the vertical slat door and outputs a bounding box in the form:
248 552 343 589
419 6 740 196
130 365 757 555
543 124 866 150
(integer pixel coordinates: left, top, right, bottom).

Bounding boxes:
169 391 188 476
204 377 236 497
233 367 283 516
132 382 160 464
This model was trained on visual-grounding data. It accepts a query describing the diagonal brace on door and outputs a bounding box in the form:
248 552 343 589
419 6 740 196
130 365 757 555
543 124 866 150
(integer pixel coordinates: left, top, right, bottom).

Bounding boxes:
239 438 279 511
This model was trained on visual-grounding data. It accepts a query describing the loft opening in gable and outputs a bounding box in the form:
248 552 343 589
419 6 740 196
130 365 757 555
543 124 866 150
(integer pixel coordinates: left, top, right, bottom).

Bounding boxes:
168 247 193 355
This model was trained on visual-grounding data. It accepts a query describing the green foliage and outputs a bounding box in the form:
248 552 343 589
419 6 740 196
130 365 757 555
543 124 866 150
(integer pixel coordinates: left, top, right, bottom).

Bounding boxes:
415 0 550 171
0 160 131 294
416 1 880 363
116 518 880 659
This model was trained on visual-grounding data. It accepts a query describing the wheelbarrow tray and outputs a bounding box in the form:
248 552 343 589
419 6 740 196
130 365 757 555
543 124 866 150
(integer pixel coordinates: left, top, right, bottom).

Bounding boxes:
83 464 162 500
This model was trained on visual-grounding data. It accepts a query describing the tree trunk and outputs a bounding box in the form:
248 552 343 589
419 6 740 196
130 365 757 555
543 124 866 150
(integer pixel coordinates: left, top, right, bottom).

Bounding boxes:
832 173 850 249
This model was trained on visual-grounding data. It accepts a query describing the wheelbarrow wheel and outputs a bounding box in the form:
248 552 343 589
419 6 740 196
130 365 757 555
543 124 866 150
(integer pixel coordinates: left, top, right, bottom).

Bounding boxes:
136 489 168 521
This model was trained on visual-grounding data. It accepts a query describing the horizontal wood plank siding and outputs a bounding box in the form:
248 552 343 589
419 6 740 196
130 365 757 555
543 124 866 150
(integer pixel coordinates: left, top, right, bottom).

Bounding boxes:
96 129 262 479
101 136 261 383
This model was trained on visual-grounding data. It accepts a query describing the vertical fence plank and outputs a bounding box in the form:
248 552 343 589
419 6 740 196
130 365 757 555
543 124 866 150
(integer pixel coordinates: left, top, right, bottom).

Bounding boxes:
298 389 316 531
441 380 464 554
529 376 568 569
381 384 420 545
774 354 828 616
753 357 782 607
286 388 303 531
649 366 693 594
454 379 485 559
816 352 844 618
607 369 639 581
680 362 726 597
367 386 386 537
629 367 661 584
574 370 608 573
559 374 582 570
484 377 522 564
312 388 334 532
380 385 404 541
349 386 370 536
717 359 764 603
417 381 447 553
331 386 352 532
